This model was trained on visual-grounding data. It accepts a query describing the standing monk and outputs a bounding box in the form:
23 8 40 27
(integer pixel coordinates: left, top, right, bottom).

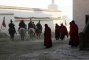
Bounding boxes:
55 23 60 40
69 20 79 47
44 24 52 48
60 23 68 40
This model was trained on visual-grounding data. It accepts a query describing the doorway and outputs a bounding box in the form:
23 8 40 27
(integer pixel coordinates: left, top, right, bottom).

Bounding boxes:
85 15 89 24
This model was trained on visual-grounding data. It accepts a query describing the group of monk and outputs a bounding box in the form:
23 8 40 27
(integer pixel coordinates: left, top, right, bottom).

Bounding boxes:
55 23 68 40
44 20 79 48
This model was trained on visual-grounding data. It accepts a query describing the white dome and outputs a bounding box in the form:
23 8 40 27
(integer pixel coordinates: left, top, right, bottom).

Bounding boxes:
48 4 58 10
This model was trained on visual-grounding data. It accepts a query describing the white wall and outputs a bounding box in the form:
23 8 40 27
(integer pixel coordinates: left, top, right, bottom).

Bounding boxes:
0 9 64 34
0 9 62 18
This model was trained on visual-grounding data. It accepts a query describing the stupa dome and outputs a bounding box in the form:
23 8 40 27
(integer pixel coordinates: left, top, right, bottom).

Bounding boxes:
48 4 58 10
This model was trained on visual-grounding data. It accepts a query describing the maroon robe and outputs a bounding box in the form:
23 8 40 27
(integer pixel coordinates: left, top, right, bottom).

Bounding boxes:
69 23 79 46
60 25 68 40
44 25 52 48
55 24 60 40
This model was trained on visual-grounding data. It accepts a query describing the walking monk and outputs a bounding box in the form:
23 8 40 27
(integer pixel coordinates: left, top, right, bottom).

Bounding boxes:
44 24 52 48
69 20 79 47
60 23 68 40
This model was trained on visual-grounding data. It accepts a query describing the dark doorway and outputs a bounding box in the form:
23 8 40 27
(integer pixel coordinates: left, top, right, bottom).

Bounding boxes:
85 15 89 24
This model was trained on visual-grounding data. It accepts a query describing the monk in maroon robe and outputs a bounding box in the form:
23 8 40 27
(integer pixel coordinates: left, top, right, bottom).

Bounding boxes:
69 21 79 47
55 23 60 40
44 24 52 48
60 23 68 40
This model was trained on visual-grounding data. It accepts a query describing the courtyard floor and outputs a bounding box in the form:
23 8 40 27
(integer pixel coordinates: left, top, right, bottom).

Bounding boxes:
0 35 89 60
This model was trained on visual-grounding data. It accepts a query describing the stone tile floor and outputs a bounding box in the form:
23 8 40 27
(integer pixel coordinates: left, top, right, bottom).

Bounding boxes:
0 36 89 60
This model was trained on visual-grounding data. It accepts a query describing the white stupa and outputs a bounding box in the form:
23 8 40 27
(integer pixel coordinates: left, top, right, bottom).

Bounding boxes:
0 0 64 34
48 0 58 10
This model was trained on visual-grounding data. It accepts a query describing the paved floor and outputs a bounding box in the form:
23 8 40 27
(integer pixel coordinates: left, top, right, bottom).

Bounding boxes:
0 35 89 60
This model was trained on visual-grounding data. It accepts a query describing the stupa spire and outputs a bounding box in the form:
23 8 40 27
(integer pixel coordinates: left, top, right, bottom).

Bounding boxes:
52 0 55 4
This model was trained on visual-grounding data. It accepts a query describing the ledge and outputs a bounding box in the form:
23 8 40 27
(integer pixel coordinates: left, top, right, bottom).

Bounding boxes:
0 5 61 12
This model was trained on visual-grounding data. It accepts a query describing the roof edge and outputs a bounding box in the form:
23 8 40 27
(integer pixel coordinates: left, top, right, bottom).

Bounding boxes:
0 5 61 12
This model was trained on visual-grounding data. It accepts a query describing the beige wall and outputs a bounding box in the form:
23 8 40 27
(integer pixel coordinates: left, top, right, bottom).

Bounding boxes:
73 0 89 32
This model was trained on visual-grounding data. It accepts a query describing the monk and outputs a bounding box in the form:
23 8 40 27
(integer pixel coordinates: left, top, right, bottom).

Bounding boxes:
55 23 60 40
69 20 79 47
60 23 68 40
44 24 52 48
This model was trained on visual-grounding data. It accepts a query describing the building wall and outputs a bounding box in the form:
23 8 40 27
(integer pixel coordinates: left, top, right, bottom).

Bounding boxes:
73 0 89 32
0 9 64 35
0 9 62 18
